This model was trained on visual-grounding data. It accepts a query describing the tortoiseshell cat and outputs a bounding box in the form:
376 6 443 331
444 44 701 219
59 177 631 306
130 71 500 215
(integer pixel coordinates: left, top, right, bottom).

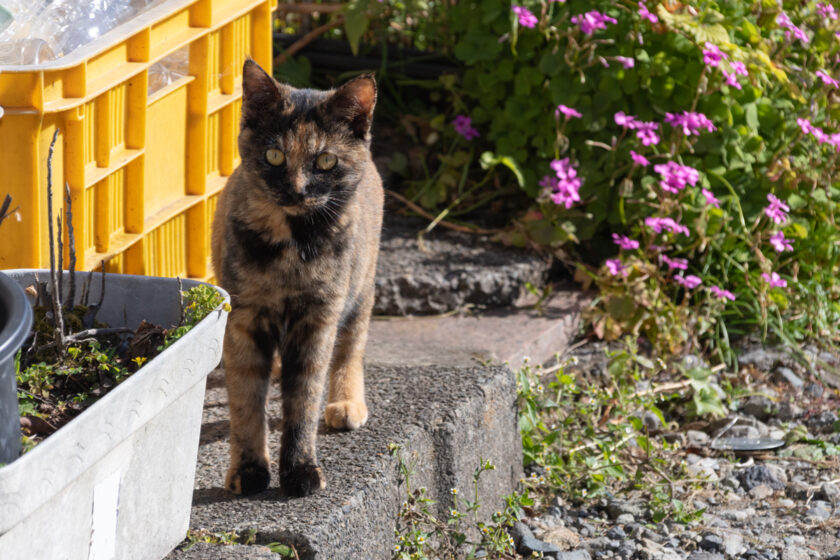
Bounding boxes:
211 60 383 497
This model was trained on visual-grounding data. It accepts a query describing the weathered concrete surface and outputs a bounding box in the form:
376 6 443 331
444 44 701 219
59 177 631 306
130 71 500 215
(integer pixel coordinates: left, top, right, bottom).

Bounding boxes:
374 217 552 316
170 364 520 559
168 292 587 558
368 290 587 371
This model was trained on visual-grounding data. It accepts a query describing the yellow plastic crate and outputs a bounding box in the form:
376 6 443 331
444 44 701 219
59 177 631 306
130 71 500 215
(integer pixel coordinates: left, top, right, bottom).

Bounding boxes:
0 0 276 281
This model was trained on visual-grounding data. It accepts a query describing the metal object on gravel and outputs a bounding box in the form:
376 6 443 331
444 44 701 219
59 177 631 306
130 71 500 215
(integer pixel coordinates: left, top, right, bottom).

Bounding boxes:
710 437 785 453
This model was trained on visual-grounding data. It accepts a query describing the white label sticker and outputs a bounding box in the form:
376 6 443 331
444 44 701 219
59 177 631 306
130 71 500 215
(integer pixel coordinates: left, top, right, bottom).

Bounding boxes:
89 470 121 560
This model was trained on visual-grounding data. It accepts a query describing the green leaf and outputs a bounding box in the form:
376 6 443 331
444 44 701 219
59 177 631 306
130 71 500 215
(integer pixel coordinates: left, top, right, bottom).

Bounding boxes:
479 151 525 187
343 1 370 56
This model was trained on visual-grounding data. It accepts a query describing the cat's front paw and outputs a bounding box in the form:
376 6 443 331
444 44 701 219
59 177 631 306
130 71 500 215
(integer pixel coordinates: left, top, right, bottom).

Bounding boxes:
281 463 326 497
226 461 271 496
324 400 369 430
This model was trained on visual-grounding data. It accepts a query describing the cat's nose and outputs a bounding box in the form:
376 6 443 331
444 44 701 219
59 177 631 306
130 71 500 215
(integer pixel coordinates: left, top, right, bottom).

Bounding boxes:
290 170 307 195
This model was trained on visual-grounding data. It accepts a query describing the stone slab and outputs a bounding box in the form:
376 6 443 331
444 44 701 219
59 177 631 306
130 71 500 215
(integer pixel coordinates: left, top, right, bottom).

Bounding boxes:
168 291 587 559
374 216 552 316
368 290 587 371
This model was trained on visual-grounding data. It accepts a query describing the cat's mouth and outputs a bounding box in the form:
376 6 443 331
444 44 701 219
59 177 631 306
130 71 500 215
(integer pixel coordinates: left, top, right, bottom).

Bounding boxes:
276 195 330 216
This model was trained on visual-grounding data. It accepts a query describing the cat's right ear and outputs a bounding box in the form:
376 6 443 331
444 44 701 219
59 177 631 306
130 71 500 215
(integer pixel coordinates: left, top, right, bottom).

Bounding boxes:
241 59 286 125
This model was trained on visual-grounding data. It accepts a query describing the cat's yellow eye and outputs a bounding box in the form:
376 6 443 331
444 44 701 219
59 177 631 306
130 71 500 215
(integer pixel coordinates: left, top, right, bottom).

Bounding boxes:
315 152 337 170
265 149 285 166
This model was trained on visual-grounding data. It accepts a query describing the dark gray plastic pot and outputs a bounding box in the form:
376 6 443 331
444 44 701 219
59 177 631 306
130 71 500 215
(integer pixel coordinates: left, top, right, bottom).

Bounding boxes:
0 271 32 465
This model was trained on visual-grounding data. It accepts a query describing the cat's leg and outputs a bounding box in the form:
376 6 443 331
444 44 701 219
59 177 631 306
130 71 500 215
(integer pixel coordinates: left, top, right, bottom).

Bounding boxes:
223 308 275 495
324 296 372 430
278 320 337 497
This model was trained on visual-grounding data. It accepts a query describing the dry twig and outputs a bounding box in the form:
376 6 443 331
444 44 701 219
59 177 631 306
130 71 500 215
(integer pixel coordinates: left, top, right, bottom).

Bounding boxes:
65 183 77 310
46 129 66 356
385 190 500 235
276 2 345 14
0 194 18 227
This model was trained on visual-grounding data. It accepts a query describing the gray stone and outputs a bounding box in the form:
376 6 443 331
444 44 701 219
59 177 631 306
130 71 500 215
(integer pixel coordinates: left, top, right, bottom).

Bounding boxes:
367 290 588 371
606 499 645 520
773 367 804 390
556 551 592 560
826 552 840 560
167 543 278 559
699 533 723 552
777 401 803 422
807 410 838 433
738 347 783 371
820 481 840 502
616 513 636 524
739 465 785 491
781 546 811 560
374 216 551 316
721 532 746 556
542 526 581 551
749 484 775 500
510 521 564 556
721 476 741 492
687 553 724 560
686 430 710 447
740 396 778 421
805 500 833 521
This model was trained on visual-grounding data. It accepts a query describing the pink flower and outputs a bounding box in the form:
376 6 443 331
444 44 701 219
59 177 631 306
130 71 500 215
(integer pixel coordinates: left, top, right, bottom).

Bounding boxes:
512 5 539 28
452 115 480 140
653 161 700 194
723 62 747 90
797 117 814 136
776 11 809 43
816 70 839 88
546 158 583 208
769 230 793 252
613 56 635 69
664 111 716 136
762 272 787 288
614 111 639 128
635 121 660 146
702 42 727 67
637 1 658 24
709 285 736 301
662 255 689 270
571 10 618 35
645 216 690 236
701 188 720 208
764 194 790 225
630 150 649 167
555 104 582 119
612 234 640 250
818 2 838 20
674 275 702 289
605 258 629 277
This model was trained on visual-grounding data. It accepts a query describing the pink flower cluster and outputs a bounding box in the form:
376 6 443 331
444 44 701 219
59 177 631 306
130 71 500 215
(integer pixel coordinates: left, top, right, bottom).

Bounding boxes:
606 258 629 277
818 2 838 20
630 150 649 167
613 56 635 69
776 10 809 43
662 255 688 270
664 111 716 136
769 230 792 253
702 42 727 67
762 272 787 288
452 115 480 140
816 70 839 88
653 161 700 193
645 216 690 236
614 112 660 146
512 5 538 28
796 116 840 149
724 61 748 90
637 2 658 24
709 285 736 301
542 158 583 208
613 234 639 250
571 10 617 35
556 104 582 119
674 275 702 289
764 194 789 225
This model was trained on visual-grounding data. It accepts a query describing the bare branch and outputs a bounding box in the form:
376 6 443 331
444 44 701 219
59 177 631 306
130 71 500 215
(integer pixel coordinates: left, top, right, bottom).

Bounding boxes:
88 260 106 327
274 16 345 67
46 129 66 356
0 194 18 227
65 183 77 311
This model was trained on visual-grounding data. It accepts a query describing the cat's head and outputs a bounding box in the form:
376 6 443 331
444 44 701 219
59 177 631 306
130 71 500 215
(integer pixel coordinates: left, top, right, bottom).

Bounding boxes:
237 59 376 213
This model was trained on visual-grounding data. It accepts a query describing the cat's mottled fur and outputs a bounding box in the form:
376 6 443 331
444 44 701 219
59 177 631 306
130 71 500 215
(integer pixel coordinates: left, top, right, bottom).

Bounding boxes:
211 60 383 497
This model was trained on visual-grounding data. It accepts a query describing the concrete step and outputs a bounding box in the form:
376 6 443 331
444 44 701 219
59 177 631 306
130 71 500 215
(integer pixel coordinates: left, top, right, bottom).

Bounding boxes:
166 290 587 559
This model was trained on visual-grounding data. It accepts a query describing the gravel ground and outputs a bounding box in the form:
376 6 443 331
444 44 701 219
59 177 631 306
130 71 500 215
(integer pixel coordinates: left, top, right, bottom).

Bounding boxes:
512 342 840 560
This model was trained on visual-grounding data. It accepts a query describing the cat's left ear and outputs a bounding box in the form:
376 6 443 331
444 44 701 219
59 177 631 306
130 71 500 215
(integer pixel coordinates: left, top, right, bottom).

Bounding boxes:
328 74 377 138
